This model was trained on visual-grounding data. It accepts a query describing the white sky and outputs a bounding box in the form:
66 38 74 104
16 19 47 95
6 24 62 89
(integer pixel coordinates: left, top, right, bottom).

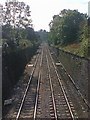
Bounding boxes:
0 0 89 31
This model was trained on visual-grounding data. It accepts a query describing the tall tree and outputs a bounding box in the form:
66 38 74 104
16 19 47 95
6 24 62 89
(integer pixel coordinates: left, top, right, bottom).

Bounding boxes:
49 9 87 46
3 1 32 28
2 1 32 50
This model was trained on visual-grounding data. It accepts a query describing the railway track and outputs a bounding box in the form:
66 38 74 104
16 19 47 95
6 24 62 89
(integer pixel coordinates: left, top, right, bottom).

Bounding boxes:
15 46 43 119
48 44 89 117
35 46 58 119
16 45 60 119
52 48 90 109
4 43 88 119
46 46 77 119
33 44 77 119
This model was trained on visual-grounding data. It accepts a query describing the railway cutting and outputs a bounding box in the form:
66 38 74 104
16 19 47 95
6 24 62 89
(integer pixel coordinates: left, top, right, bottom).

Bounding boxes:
3 43 89 119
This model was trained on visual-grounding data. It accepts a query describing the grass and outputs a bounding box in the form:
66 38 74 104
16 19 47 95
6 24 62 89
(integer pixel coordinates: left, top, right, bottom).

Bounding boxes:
58 39 89 58
59 43 80 54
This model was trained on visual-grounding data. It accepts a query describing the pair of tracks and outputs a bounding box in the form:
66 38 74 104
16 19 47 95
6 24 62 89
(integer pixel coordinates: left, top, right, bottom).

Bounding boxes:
11 44 79 119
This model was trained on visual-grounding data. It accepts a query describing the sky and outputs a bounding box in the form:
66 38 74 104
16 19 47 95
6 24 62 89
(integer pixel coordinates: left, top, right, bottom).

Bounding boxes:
0 0 89 31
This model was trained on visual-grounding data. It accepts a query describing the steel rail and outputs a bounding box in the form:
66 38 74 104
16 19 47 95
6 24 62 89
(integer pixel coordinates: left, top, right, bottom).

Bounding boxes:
58 60 90 109
16 49 41 120
47 47 75 120
46 54 58 120
33 72 41 120
51 46 90 109
33 48 43 119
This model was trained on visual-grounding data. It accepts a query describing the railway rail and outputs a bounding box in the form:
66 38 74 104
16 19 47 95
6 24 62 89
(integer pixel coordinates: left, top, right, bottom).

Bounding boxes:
46 46 77 119
15 46 43 119
4 43 89 119
35 45 58 119
49 45 90 109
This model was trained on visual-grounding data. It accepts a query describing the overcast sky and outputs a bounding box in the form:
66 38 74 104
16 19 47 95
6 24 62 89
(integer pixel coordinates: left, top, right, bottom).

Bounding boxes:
0 0 89 31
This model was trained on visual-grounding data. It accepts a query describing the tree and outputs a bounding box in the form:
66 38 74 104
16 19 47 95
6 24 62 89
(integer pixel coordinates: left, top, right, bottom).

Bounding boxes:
49 15 61 45
49 9 87 46
3 1 32 28
2 1 32 51
78 18 89 57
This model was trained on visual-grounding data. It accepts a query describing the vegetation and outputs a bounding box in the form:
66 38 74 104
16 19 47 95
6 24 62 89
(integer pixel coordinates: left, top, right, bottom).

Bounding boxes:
48 9 89 58
2 1 40 53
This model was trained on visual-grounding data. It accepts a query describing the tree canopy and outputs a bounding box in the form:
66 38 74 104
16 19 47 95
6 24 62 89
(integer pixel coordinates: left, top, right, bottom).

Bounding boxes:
2 1 40 53
49 9 87 46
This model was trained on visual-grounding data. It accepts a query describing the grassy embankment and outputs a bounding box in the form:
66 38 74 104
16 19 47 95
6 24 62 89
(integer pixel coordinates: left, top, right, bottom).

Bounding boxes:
58 38 89 59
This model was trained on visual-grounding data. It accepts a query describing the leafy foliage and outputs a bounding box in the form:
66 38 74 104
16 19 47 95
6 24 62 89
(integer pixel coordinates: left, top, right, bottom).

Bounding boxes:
49 9 87 46
3 1 32 28
49 9 89 58
2 1 40 53
78 19 89 57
